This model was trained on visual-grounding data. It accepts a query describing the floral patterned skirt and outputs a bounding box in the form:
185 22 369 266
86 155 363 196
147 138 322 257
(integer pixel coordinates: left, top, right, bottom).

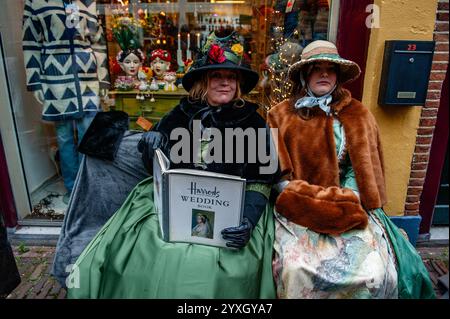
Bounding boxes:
272 209 398 299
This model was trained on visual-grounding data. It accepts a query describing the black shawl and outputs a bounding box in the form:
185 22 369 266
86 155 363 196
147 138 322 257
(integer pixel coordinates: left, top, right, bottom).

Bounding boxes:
153 97 277 184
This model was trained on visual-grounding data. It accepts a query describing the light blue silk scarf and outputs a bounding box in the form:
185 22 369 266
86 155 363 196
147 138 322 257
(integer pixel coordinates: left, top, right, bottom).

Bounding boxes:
294 85 336 116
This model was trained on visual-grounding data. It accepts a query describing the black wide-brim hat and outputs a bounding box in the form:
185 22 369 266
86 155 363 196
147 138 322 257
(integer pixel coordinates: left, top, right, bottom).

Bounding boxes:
181 32 259 94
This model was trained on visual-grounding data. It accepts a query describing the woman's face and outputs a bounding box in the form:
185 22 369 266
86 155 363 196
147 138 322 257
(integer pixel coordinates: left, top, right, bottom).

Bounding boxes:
206 70 238 106
120 53 142 77
196 215 204 224
307 62 337 96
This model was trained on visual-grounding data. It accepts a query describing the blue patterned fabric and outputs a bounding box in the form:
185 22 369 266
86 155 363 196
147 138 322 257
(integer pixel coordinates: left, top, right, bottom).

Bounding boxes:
22 0 110 121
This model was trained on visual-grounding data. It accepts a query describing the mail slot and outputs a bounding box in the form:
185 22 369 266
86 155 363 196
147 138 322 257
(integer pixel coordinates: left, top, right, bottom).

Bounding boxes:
378 40 435 106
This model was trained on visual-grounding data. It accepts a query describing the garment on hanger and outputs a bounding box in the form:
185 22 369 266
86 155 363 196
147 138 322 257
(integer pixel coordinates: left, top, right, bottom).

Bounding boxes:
22 0 110 121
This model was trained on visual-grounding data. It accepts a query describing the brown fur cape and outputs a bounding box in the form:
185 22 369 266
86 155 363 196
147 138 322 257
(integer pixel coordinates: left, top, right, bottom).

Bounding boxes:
268 89 387 234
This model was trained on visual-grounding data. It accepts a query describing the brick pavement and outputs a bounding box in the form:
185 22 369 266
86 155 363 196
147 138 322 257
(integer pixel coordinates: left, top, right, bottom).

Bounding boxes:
5 245 448 299
417 245 449 298
6 246 66 299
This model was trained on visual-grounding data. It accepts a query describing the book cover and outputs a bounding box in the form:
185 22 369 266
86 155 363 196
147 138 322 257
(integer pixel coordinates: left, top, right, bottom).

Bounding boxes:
153 149 246 248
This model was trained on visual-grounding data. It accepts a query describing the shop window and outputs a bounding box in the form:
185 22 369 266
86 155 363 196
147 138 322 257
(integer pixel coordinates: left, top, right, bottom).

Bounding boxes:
0 0 332 222
98 0 331 115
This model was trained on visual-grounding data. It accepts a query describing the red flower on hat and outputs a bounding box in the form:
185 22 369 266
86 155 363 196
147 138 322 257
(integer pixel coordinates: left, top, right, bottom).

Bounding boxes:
208 44 226 64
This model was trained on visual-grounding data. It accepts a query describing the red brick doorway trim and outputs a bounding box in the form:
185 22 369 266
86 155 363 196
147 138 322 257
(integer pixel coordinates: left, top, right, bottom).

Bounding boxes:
419 68 449 236
405 0 449 223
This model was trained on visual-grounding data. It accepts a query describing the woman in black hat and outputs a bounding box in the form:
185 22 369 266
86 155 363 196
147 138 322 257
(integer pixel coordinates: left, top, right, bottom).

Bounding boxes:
67 32 278 299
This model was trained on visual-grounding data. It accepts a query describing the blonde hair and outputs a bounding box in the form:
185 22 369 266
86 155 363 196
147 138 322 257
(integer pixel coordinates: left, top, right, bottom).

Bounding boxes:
188 71 242 104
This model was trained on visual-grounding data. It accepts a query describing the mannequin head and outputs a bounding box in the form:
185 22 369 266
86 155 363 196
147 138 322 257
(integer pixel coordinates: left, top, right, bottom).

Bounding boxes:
163 71 177 84
117 49 145 77
150 49 172 79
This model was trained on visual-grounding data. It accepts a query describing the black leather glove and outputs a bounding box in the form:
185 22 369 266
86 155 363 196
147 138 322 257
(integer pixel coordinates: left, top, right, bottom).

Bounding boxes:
137 131 168 174
221 217 254 249
221 190 268 249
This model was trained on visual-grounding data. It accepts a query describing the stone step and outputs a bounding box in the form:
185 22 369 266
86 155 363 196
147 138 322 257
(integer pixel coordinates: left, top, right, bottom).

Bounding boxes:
8 226 61 246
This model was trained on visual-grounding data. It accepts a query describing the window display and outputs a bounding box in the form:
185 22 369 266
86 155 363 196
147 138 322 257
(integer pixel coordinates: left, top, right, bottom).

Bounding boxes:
0 0 332 222
22 0 111 208
97 0 330 128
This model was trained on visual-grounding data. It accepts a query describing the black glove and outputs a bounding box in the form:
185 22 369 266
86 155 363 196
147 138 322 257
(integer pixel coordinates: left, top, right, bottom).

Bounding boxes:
221 190 268 249
221 217 254 249
137 131 168 174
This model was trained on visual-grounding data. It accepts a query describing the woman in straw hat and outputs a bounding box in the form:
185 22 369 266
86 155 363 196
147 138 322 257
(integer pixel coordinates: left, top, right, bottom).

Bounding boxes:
66 32 278 298
268 40 434 299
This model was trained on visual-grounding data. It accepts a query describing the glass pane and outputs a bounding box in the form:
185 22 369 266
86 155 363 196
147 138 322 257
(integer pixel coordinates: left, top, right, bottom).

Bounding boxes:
99 0 331 115
1 1 67 221
0 0 331 222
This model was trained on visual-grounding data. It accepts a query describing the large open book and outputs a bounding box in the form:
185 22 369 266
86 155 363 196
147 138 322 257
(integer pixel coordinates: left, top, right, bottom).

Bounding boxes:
153 149 246 248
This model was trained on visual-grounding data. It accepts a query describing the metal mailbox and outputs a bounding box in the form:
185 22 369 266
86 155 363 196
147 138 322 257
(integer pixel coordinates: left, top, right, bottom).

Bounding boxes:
378 40 435 106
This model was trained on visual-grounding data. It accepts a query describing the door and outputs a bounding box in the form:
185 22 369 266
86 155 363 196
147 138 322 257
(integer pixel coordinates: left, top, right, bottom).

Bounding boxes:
419 68 449 234
432 144 449 225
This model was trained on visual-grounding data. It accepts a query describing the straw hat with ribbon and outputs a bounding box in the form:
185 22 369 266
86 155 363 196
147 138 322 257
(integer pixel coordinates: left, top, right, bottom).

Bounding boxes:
182 32 259 94
288 40 361 85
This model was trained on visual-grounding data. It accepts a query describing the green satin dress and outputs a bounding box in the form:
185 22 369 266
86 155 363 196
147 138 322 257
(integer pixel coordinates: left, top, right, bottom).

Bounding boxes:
66 178 276 299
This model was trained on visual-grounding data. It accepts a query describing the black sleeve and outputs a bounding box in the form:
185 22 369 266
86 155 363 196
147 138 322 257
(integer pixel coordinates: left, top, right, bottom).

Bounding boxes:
243 190 268 228
137 131 168 175
242 114 280 184
78 111 129 161
137 103 187 174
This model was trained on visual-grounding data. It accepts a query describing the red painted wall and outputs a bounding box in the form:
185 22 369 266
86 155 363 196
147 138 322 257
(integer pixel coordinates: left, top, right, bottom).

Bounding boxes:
336 0 374 101
0 134 17 227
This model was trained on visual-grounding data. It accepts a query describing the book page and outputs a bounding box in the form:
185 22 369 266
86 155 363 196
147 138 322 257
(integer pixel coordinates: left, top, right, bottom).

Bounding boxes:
155 148 170 172
153 149 166 235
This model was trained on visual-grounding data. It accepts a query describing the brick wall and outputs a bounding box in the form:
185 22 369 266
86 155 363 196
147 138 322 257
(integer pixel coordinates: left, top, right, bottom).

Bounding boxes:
404 0 449 215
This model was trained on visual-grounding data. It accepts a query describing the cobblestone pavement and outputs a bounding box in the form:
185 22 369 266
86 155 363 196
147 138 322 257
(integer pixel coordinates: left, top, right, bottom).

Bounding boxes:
5 245 449 299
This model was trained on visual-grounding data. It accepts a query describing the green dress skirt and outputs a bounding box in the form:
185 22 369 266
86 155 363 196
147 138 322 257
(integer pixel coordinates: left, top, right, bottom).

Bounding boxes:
67 177 276 299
